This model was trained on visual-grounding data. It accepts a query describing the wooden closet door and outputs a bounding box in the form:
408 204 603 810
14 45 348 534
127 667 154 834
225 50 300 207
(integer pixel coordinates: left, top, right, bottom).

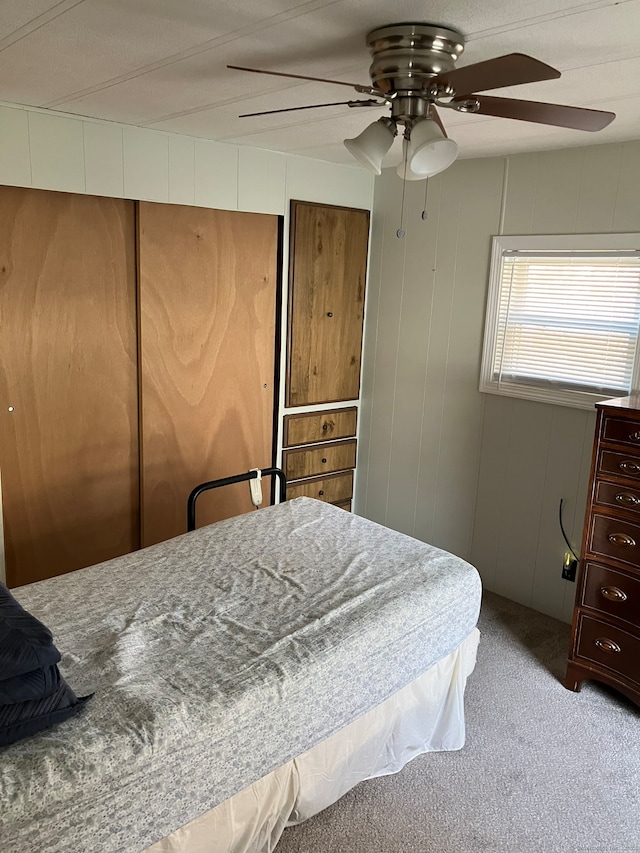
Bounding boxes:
286 201 369 406
138 203 278 546
0 187 139 587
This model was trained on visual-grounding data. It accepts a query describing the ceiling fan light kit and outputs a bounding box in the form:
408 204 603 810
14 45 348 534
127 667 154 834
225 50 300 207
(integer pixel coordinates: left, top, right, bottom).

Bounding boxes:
344 117 397 175
397 118 459 180
230 21 615 183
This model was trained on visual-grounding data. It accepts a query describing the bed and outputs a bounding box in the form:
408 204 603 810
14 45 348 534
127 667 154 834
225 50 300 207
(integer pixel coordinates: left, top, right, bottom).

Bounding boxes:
1 497 481 853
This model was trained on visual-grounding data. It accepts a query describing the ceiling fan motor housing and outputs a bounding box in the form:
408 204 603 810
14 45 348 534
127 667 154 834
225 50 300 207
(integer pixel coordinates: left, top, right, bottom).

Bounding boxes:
367 22 465 123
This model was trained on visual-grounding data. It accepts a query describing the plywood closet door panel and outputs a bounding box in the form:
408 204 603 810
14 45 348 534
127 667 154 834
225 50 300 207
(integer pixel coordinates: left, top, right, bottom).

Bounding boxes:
0 187 139 587
138 203 278 546
286 201 369 406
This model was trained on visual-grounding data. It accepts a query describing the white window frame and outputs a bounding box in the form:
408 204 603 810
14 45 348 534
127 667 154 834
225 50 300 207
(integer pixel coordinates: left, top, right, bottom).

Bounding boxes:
480 233 640 410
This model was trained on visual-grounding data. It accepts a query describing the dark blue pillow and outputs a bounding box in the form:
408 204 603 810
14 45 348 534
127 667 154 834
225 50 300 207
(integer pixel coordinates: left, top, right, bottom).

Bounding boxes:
0 679 91 747
0 583 91 747
0 663 61 704
0 583 61 678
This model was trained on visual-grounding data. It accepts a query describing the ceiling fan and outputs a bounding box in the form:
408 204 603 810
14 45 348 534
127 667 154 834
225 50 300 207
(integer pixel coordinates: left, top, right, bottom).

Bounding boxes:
228 22 615 181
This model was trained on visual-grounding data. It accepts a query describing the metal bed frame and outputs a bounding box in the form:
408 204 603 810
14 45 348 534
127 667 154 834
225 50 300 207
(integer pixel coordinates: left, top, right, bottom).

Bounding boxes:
186 467 287 532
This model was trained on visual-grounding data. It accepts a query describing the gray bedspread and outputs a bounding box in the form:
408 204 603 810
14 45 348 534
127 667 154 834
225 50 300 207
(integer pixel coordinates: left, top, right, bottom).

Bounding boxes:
1 497 481 853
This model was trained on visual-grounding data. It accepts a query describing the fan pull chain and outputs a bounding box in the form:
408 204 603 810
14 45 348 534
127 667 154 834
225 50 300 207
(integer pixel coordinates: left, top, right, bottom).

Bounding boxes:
397 142 408 239
421 176 430 220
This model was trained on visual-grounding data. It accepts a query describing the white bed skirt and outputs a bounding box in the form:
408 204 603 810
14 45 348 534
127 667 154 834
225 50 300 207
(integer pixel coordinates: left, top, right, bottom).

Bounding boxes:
145 627 480 853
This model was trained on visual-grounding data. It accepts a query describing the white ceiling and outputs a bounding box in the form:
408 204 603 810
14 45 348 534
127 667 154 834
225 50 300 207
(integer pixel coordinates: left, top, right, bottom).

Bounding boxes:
1 0 639 167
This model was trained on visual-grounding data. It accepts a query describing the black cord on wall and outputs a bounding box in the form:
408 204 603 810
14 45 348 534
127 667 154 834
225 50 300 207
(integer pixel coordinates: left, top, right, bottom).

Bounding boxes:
559 498 580 562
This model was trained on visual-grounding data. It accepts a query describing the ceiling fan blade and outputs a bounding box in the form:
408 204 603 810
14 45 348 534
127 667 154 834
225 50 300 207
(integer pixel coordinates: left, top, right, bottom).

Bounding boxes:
239 100 382 118
429 105 448 138
457 94 615 131
228 65 380 96
432 53 560 96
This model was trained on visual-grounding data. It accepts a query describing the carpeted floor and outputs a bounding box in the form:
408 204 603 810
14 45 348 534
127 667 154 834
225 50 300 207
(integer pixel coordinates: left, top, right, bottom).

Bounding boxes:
275 591 640 853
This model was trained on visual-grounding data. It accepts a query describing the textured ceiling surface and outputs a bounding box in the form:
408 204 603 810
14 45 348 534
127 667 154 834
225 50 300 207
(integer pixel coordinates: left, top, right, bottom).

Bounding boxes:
1 0 639 166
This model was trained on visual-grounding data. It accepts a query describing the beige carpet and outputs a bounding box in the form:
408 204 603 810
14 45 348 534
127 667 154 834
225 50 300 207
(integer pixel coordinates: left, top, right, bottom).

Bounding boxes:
275 591 640 853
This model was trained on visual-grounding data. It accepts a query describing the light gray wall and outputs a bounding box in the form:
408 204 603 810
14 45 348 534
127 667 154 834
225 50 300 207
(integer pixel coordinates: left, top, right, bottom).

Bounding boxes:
356 140 640 623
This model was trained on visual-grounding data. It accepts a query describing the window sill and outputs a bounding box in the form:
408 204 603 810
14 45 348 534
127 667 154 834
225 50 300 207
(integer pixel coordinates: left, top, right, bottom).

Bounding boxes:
479 381 625 411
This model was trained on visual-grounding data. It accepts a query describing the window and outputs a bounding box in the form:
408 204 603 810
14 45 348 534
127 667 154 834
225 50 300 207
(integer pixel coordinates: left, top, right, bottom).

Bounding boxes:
480 234 640 410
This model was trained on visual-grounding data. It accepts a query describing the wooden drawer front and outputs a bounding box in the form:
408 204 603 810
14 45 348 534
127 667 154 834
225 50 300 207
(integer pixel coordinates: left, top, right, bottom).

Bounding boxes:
283 440 357 481
598 449 640 482
287 472 353 503
581 562 640 627
602 414 640 448
576 614 640 685
588 514 640 567
283 408 357 447
594 480 640 515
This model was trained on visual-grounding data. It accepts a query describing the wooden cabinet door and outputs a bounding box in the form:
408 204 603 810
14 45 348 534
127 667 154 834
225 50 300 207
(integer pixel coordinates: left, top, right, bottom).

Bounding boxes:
0 188 139 587
286 201 369 406
138 203 278 545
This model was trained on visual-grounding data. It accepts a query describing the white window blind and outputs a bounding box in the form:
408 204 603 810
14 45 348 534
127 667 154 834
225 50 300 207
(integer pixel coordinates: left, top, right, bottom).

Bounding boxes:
481 235 640 409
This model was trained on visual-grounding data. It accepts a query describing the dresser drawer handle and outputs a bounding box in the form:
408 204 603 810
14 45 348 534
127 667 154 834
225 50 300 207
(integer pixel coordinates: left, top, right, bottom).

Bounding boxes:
619 460 640 473
321 457 327 464
322 423 329 431
607 532 636 547
594 637 621 654
318 490 324 496
600 585 628 602
629 431 640 442
615 492 640 506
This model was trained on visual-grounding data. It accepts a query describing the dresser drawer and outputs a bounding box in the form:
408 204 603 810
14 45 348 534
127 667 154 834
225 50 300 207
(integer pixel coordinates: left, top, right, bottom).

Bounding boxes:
594 480 640 515
333 499 352 512
287 472 353 503
283 439 357 481
575 614 640 686
283 407 357 447
581 562 640 627
598 449 640 482
588 513 640 567
602 414 640 449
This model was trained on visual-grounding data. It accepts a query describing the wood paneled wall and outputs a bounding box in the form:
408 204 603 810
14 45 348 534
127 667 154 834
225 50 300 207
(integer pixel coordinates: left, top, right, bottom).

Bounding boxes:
0 187 139 586
357 141 640 623
358 159 504 555
0 104 374 215
470 144 640 623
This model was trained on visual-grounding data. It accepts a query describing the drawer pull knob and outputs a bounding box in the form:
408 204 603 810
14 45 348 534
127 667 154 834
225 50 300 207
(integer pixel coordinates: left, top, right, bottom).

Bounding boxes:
600 585 628 602
629 431 640 442
318 490 324 496
615 492 640 506
321 457 327 464
322 423 328 431
619 460 640 473
594 637 621 654
607 532 636 547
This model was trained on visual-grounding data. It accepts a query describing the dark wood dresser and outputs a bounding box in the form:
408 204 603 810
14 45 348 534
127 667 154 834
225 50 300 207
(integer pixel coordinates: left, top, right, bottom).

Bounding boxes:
566 395 640 707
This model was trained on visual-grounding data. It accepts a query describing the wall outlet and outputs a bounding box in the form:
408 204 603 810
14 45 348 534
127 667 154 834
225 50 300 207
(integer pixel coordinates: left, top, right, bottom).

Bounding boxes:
562 552 578 582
